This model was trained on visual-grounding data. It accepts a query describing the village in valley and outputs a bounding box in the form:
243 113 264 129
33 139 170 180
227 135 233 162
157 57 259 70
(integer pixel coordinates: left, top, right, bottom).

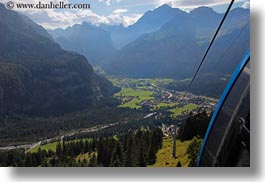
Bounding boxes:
109 77 217 121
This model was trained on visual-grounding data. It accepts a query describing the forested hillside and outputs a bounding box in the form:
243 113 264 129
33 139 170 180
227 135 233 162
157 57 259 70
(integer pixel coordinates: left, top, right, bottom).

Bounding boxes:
104 7 249 79
0 4 116 116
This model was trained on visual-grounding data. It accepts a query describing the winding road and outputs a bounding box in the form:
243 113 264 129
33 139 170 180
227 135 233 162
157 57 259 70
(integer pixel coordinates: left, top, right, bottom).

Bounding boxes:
0 113 154 151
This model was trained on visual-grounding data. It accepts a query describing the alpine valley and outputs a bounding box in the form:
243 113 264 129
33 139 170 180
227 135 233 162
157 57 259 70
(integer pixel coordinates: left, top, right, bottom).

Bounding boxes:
0 3 249 167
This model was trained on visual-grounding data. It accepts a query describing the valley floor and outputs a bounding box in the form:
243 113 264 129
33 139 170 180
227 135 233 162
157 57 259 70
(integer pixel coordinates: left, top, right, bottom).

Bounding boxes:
109 77 217 118
0 76 213 167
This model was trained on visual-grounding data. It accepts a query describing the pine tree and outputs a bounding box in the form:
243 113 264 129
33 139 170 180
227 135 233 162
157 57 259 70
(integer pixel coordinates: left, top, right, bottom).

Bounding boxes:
56 143 62 157
89 153 97 167
137 139 147 167
124 132 137 167
147 141 156 165
24 156 33 167
147 131 157 165
92 138 96 151
110 142 124 167
84 140 89 153
186 137 202 167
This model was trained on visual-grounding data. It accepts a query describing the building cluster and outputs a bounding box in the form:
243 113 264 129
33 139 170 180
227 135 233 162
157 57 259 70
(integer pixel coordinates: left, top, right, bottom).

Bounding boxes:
161 123 175 137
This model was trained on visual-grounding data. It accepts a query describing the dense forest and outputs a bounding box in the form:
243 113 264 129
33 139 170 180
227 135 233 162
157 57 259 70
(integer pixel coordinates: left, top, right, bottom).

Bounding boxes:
180 111 211 141
0 111 209 167
0 107 147 147
0 128 163 167
0 4 117 117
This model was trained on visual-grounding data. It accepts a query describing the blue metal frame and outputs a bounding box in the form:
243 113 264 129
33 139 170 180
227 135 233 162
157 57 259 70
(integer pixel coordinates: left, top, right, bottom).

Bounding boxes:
197 49 250 166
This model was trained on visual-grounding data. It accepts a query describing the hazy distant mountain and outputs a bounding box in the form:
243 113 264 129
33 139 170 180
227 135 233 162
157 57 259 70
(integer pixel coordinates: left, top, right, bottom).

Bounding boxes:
48 4 183 67
49 22 116 66
104 7 250 79
101 4 185 49
0 4 116 116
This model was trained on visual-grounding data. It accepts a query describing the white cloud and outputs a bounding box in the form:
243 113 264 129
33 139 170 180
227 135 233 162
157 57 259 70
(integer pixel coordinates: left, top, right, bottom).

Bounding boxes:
107 13 142 27
98 0 111 6
113 8 128 14
0 0 139 29
155 0 246 10
21 7 140 29
4 0 249 29
30 10 78 29
122 14 142 26
38 9 112 29
98 0 123 6
242 1 250 9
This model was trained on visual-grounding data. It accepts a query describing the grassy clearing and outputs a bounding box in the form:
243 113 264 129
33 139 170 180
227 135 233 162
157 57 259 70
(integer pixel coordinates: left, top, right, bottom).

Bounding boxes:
110 78 183 110
115 88 155 109
150 137 192 167
30 142 59 153
155 102 178 109
180 78 192 82
108 77 174 88
149 78 174 85
120 98 141 109
75 153 90 162
170 104 199 118
75 152 97 162
115 88 153 99
29 138 92 153
111 77 202 114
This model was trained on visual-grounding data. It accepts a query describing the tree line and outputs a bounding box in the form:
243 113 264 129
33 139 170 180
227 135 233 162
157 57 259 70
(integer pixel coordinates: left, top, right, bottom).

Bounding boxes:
0 128 163 167
0 107 145 147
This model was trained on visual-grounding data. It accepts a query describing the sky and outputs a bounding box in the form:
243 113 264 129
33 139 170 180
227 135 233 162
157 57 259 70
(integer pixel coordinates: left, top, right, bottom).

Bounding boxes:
0 0 250 29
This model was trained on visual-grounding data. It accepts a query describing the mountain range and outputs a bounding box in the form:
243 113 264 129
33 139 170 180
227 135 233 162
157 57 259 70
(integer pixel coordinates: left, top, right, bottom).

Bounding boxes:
104 6 250 79
49 22 116 66
48 5 249 79
100 4 186 49
48 4 183 66
0 3 116 116
0 3 250 116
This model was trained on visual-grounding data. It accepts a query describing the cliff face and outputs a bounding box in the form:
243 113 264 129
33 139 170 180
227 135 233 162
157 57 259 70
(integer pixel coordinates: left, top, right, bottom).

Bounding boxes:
0 4 116 116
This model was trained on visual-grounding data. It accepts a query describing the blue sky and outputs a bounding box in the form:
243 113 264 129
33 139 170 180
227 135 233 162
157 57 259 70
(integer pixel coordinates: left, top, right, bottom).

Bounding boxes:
0 0 250 29
89 0 249 15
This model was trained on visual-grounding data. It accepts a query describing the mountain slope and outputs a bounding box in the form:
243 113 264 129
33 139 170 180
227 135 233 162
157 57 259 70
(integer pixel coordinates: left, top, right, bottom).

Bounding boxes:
104 7 250 79
0 4 116 116
101 4 186 49
49 22 116 66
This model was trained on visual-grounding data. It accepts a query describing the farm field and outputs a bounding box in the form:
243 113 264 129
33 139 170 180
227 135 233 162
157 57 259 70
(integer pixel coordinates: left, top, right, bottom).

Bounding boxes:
111 78 180 110
170 104 199 118
108 77 174 88
109 77 210 123
115 88 155 109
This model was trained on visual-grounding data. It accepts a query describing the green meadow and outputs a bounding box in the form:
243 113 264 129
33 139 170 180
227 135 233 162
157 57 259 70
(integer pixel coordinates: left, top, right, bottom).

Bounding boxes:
150 137 192 167
170 104 199 118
